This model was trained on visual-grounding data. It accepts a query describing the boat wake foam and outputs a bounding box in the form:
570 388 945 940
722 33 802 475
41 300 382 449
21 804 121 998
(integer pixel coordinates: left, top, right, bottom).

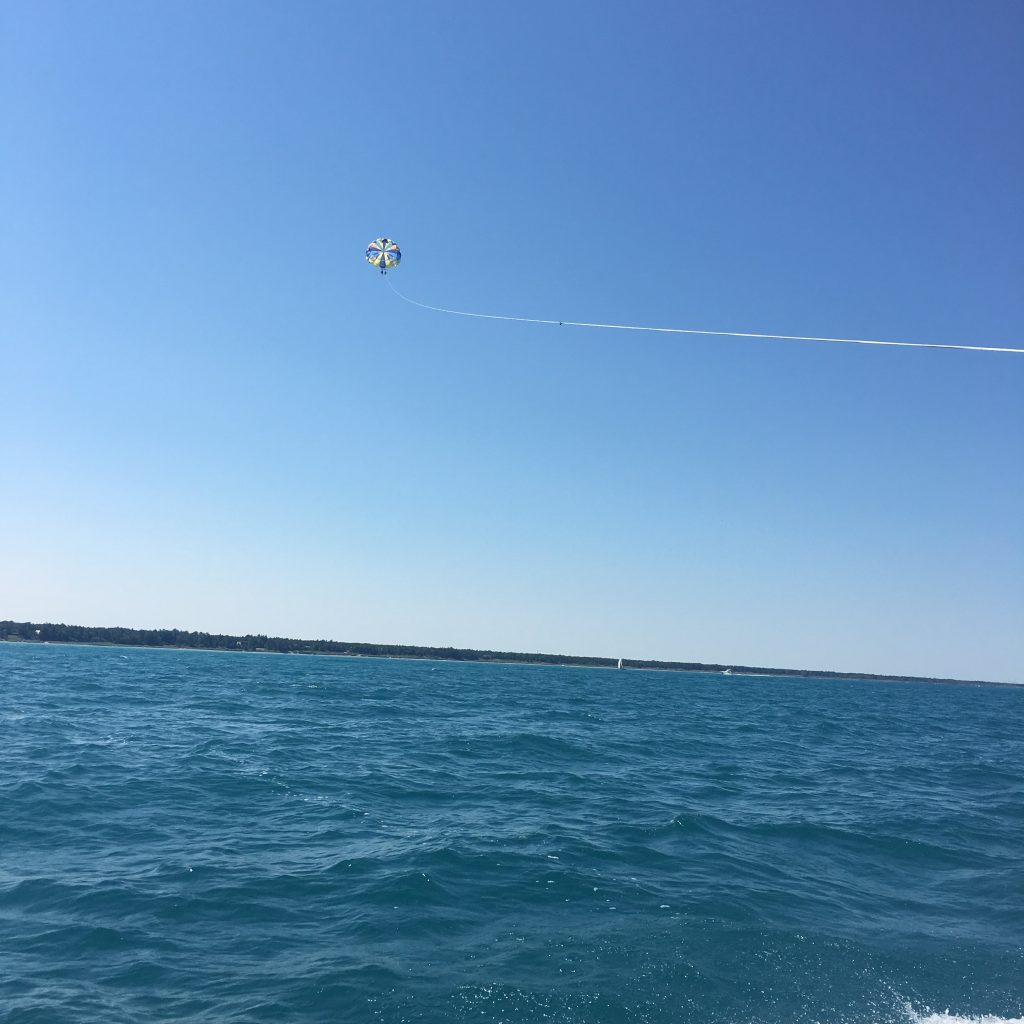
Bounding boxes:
908 1008 1023 1024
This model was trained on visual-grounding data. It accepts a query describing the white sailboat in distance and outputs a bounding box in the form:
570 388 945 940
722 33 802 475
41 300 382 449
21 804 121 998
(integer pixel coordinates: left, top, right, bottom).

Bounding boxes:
617 658 624 670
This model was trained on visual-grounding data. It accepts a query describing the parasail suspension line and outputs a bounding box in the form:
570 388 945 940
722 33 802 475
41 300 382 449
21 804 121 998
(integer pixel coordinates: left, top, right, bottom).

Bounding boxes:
386 279 1024 355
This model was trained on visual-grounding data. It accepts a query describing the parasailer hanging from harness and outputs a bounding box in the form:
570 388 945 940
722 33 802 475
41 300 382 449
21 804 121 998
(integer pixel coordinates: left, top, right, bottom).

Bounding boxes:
365 237 401 275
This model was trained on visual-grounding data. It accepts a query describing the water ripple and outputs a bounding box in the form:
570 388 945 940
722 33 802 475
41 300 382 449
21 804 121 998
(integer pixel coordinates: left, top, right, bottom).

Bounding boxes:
1 644 1021 1024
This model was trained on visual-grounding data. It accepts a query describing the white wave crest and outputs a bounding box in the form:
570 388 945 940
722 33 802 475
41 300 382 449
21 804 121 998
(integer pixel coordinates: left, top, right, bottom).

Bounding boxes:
910 1012 1024 1024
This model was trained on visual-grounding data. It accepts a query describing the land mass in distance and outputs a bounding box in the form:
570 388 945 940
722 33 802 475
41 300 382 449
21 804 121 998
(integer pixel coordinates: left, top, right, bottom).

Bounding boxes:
1 619 1003 687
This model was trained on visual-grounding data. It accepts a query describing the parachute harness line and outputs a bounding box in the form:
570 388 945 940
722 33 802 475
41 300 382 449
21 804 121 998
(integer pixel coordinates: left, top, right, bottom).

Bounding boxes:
387 280 1023 354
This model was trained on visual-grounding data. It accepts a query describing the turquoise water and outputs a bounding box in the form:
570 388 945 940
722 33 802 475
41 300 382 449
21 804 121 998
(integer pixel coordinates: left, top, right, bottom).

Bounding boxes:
1 643 1021 1024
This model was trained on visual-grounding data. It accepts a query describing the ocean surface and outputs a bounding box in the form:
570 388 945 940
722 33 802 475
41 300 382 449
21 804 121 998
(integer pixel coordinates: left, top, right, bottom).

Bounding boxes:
1 643 1021 1024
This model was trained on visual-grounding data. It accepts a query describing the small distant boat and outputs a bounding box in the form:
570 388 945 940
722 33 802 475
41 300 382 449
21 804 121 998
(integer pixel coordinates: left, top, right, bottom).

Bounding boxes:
617 658 624 670
722 668 732 675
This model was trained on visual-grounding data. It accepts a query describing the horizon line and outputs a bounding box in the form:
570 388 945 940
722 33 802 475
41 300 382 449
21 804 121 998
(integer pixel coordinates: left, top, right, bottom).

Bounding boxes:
1 618 1012 688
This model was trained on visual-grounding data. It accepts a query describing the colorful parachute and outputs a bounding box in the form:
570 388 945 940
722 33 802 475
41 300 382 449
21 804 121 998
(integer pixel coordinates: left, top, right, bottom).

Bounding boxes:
366 237 401 273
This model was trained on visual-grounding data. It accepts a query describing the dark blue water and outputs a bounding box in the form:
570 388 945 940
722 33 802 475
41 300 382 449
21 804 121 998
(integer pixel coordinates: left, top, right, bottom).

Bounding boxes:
1 643 1021 1024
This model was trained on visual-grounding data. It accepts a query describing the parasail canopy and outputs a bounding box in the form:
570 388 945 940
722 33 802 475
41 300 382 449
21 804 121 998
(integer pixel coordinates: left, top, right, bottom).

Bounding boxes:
366 237 401 273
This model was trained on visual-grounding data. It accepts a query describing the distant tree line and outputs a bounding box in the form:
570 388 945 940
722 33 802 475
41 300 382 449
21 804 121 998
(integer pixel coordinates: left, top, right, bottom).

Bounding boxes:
0 620 980 684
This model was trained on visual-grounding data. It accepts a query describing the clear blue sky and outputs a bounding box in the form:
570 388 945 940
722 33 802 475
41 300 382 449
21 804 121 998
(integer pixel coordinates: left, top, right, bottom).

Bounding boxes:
2 2 1022 681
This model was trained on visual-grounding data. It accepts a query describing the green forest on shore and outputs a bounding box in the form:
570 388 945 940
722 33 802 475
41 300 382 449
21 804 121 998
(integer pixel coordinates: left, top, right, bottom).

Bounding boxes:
1 620 990 685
